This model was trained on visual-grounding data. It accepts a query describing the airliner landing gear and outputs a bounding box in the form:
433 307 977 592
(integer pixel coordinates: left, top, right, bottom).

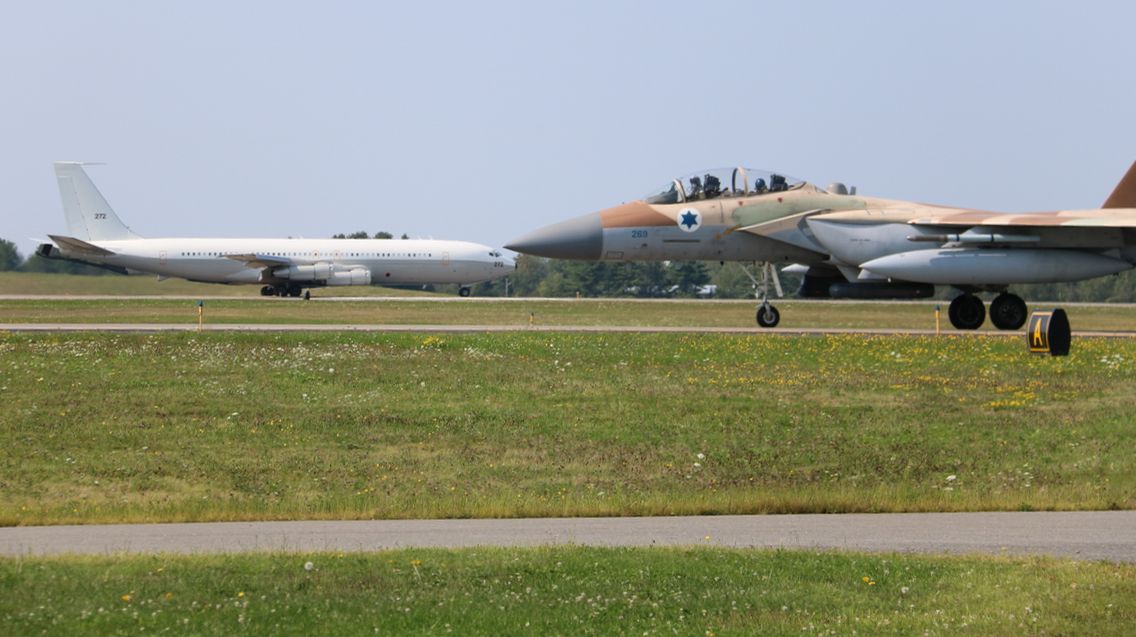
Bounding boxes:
948 293 986 330
458 286 471 297
260 285 274 297
989 293 1027 330
303 289 311 301
739 262 783 328
287 284 302 298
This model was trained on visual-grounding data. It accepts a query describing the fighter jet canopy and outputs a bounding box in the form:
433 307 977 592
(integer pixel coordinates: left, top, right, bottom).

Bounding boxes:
644 167 805 205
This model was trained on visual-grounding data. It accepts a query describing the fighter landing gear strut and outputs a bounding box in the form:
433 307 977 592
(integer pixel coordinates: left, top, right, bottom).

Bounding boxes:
739 262 783 328
948 292 1027 330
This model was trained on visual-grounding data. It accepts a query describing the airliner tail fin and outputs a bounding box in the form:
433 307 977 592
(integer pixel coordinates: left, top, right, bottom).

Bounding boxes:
53 162 141 241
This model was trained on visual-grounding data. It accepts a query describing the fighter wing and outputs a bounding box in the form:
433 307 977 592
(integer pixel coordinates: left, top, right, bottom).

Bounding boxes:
222 253 293 269
909 209 1136 228
48 234 116 256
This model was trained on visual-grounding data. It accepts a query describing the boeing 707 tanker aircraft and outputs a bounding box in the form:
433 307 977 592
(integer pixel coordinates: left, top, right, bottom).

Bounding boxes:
38 163 514 298
506 163 1136 329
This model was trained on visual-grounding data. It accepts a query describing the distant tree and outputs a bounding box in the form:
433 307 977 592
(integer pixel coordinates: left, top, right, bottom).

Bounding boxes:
0 239 20 271
509 255 549 296
400 233 409 240
332 231 370 239
373 231 393 239
634 262 671 297
669 261 710 297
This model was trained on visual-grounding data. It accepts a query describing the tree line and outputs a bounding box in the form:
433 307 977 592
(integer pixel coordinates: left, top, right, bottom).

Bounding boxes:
3 235 1135 301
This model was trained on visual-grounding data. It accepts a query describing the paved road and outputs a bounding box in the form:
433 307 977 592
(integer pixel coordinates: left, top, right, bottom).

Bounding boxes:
3 322 1134 338
2 512 1134 562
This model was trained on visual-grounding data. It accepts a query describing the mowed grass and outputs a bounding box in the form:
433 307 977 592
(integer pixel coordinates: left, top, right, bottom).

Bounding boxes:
2 548 1134 636
3 271 1136 330
1 331 1133 525
2 297 1135 331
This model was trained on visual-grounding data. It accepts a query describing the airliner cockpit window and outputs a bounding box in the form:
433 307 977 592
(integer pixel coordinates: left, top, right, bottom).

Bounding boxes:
642 168 805 204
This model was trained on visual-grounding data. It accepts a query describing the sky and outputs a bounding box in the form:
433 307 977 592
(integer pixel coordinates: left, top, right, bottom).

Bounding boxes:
2 1 1134 257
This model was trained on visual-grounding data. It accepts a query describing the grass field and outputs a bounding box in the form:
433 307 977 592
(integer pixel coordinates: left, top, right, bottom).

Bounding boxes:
3 297 1136 332
3 271 1135 331
2 547 1133 635
2 331 1133 525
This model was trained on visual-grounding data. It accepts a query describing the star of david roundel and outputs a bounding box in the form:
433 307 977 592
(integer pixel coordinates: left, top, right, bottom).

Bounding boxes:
676 208 701 233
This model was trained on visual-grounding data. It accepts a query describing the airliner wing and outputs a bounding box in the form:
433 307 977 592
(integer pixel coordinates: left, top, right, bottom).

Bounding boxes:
48 234 116 256
223 253 293 269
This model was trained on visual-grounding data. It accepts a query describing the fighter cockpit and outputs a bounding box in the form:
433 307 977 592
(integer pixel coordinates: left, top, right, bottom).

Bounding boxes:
643 167 805 205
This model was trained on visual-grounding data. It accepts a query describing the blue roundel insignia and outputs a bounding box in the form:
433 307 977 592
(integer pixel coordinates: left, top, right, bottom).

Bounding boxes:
677 208 701 233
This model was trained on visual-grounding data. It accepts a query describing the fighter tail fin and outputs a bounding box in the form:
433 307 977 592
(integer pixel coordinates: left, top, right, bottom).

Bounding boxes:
1102 161 1136 209
53 162 141 241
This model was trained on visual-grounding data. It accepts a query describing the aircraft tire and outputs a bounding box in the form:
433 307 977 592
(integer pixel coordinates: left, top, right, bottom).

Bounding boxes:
948 294 986 330
989 293 1027 330
459 286 471 297
260 286 273 296
756 304 780 328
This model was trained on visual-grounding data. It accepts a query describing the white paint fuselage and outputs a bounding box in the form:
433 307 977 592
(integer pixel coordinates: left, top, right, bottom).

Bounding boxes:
68 237 513 287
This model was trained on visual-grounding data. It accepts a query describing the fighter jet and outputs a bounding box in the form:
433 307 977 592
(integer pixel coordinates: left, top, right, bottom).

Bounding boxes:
38 163 514 298
506 164 1136 329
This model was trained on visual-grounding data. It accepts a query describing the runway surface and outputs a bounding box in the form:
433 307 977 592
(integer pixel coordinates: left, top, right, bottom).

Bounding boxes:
3 322 1134 338
3 511 1134 562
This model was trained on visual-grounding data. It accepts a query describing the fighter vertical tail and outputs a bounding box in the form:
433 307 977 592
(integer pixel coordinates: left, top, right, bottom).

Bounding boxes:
1102 161 1136 209
54 162 141 241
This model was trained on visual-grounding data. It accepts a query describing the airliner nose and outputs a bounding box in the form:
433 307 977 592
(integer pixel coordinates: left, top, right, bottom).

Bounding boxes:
504 212 602 260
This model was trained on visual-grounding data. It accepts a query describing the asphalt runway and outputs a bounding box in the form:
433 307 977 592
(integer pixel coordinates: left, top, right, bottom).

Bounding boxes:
2 512 1134 561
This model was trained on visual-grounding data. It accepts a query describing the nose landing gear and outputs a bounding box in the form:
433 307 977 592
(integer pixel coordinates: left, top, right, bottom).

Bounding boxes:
740 262 783 328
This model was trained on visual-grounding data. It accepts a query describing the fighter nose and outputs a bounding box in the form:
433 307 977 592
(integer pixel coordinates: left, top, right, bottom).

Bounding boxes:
504 212 602 260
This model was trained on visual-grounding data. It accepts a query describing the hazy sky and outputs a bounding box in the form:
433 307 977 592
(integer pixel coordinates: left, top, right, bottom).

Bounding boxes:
2 1 1134 256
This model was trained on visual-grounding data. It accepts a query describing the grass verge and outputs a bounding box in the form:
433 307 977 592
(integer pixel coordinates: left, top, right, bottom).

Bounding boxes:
1 331 1133 524
1 297 1135 331
1 547 1133 636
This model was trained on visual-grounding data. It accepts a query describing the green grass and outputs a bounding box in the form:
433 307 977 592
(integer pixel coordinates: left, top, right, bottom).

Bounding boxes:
1 547 1133 636
3 271 1135 331
2 297 1135 331
2 331 1133 525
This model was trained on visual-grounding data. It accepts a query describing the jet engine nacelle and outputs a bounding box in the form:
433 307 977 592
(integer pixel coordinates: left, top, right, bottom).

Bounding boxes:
272 263 371 285
860 248 1132 285
276 262 333 281
327 268 371 286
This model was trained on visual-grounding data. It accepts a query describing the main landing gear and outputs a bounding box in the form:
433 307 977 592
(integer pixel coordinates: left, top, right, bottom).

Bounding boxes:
739 261 783 328
458 286 472 297
259 284 307 299
948 292 1027 330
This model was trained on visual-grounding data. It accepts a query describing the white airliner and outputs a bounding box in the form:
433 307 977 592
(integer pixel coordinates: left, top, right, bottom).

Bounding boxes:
37 162 514 298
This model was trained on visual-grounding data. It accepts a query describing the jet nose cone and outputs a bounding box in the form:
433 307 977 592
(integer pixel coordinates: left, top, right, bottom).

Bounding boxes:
505 212 602 260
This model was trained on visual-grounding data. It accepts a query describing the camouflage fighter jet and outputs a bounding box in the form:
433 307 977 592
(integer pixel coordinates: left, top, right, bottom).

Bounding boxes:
505 164 1136 329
